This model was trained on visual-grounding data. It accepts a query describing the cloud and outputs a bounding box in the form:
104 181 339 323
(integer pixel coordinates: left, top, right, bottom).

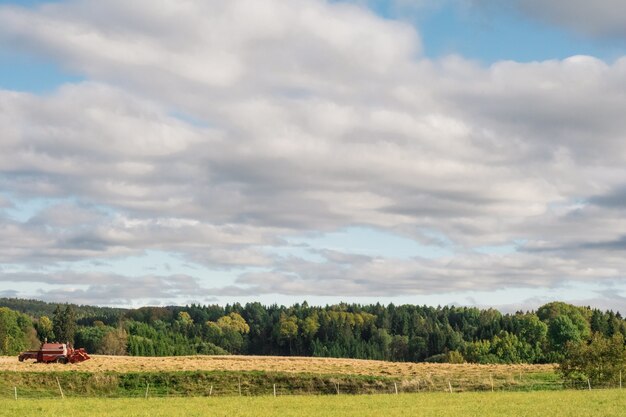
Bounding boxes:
0 0 420 102
0 0 625 305
1 270 205 305
472 0 626 38
0 199 281 268
590 186 626 209
219 249 625 297
0 289 19 298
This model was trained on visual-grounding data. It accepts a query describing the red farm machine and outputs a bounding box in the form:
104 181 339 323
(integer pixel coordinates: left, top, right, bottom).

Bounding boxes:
18 342 91 364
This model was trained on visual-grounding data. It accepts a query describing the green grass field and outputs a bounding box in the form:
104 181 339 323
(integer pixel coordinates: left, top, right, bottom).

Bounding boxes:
0 367 563 399
2 390 624 417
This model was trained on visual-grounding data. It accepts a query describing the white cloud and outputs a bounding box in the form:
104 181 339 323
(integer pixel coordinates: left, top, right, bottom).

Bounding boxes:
0 0 625 305
223 249 626 297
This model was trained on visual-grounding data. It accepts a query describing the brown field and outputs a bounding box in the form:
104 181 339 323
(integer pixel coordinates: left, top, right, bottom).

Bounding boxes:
0 354 554 380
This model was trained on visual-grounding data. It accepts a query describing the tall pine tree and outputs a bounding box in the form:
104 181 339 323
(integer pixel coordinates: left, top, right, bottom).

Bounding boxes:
52 304 76 345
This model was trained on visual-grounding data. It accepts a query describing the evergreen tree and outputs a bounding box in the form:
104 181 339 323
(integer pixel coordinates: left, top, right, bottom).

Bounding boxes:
52 304 77 344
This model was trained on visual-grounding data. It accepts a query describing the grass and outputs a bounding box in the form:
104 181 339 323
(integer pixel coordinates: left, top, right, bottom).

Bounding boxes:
0 355 562 397
0 369 561 398
1 390 624 417
0 370 404 398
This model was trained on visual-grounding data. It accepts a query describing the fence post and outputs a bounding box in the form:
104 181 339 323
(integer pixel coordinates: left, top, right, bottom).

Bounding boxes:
238 377 242 396
273 384 276 397
145 382 150 399
14 387 17 400
417 379 420 392
490 375 494 392
448 381 453 394
587 379 591 391
394 382 398 395
55 377 65 399
209 385 213 396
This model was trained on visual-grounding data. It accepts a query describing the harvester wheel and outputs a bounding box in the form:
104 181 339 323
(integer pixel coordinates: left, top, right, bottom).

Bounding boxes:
56 357 68 364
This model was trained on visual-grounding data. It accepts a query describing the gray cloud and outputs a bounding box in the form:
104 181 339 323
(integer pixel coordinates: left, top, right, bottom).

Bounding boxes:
1 271 206 305
590 187 626 209
472 0 626 38
0 204 281 268
213 249 625 297
0 0 625 305
580 237 626 251
0 289 19 298
491 287 626 314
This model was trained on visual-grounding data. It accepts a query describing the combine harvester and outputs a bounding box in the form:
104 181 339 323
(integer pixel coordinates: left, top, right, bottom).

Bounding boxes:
18 342 91 364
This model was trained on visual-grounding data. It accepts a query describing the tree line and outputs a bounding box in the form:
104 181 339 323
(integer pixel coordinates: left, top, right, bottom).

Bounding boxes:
1 298 625 384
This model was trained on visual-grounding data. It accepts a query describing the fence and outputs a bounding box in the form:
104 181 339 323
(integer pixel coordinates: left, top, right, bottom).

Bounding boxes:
2 369 606 400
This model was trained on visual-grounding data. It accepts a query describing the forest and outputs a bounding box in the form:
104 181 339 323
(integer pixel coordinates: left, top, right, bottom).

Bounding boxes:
1 298 625 367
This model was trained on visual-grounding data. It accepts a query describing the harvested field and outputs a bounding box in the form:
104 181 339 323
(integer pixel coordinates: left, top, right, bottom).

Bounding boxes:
1 355 555 382
0 356 561 397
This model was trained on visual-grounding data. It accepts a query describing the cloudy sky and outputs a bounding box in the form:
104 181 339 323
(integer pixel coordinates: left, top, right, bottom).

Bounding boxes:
1 0 625 311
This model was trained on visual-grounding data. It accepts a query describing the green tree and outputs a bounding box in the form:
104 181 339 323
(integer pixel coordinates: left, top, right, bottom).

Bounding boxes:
0 307 36 355
490 331 534 363
52 305 77 344
302 313 320 340
35 316 54 342
177 311 194 327
408 335 429 361
463 339 493 363
279 313 299 353
217 313 250 334
390 335 409 361
242 302 270 354
548 315 583 359
372 328 392 360
204 312 251 353
538 302 591 340
559 333 626 387
75 325 109 352
517 314 548 347
204 321 223 343
590 309 609 335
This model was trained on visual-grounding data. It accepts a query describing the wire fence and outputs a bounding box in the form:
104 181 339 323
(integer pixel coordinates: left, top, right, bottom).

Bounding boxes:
2 371 619 400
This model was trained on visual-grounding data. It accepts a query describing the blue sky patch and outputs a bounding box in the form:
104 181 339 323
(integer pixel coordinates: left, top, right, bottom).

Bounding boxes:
0 48 82 93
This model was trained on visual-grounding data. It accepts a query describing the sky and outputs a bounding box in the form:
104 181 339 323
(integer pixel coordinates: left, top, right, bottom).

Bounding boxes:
0 0 626 312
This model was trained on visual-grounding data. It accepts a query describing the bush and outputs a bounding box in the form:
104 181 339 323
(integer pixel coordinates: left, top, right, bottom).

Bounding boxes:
446 350 465 364
559 333 626 387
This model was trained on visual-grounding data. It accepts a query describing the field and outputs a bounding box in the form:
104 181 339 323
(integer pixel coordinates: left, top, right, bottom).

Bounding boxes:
1 390 625 417
0 354 554 378
1 355 612 417
0 355 559 396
